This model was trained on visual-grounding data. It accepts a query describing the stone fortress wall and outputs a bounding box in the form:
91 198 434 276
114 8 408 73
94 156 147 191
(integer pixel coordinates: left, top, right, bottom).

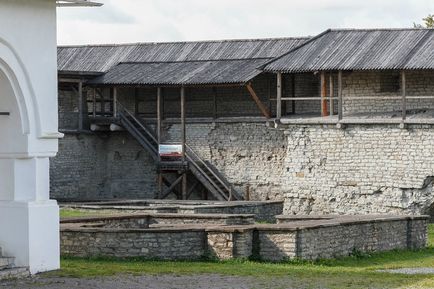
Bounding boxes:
52 70 434 216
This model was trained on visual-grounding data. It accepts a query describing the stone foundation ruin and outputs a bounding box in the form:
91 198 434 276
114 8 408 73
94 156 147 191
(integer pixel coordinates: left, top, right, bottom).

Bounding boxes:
60 201 429 261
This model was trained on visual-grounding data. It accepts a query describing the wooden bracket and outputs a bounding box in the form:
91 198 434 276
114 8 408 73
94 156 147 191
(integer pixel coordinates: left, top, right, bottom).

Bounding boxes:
246 83 271 119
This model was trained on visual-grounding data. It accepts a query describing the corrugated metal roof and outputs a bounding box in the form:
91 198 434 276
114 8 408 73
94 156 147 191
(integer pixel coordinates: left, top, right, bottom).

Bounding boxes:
88 59 268 86
263 29 434 73
58 37 307 73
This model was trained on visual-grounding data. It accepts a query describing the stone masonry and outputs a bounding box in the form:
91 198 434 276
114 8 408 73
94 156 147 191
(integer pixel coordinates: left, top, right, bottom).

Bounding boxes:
52 70 434 216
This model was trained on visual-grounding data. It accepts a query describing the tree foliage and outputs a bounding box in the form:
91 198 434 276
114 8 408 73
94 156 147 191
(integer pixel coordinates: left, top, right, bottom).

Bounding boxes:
414 14 434 28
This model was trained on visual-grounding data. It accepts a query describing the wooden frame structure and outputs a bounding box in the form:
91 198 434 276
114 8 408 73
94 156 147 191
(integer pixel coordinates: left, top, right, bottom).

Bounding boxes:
273 70 434 128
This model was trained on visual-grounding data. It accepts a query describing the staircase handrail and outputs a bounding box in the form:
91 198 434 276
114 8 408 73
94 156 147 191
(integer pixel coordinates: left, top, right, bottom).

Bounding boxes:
186 144 233 200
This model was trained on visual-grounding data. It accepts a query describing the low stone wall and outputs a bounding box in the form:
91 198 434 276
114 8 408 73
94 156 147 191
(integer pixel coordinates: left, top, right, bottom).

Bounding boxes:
61 213 255 228
60 215 428 261
61 228 207 259
62 200 284 223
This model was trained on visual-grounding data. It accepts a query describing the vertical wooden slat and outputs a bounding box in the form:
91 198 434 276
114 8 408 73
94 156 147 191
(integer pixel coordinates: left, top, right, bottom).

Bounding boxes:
92 87 96 117
180 87 187 200
320 72 329 116
212 87 218 119
338 71 343 121
157 87 163 199
276 72 282 120
78 81 83 131
113 87 118 117
291 74 296 114
134 87 139 115
401 70 407 121
329 74 334 115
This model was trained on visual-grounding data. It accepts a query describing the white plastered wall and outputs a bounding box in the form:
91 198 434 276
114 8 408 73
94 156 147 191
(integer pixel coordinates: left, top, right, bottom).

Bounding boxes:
0 0 61 273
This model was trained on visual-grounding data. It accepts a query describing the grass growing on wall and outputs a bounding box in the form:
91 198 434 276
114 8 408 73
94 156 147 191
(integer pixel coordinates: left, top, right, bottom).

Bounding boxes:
60 208 117 219
48 225 434 289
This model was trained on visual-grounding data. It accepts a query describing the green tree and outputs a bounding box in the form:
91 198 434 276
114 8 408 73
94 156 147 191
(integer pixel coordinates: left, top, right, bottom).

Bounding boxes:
414 14 434 28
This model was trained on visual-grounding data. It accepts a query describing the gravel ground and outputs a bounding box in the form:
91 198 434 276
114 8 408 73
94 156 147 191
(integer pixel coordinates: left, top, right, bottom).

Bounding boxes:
378 268 434 275
0 274 298 289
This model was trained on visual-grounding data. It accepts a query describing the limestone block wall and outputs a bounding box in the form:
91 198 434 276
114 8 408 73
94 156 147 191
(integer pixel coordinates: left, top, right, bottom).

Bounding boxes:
283 125 434 215
61 229 206 259
343 71 434 115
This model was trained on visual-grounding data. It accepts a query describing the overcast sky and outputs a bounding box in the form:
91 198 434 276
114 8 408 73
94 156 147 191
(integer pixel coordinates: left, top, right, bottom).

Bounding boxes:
57 0 434 45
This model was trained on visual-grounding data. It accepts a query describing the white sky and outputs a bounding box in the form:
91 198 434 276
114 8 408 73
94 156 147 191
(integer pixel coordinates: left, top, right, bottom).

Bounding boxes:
57 0 434 45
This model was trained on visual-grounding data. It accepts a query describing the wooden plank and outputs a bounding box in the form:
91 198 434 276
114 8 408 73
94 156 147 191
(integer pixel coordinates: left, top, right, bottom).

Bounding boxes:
113 87 118 117
320 72 329 116
338 71 343 121
276 72 282 120
157 87 162 145
160 175 183 200
78 81 83 131
402 71 406 121
0 112 10 116
212 87 218 119
180 87 187 199
246 83 271 119
92 88 96 118
329 74 334 115
291 74 296 114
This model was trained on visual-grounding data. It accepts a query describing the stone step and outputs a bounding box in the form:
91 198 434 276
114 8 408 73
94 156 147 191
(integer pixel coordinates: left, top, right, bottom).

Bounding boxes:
0 267 30 281
0 257 15 270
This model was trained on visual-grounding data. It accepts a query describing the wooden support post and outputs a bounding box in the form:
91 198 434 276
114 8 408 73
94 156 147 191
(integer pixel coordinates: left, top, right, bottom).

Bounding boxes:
246 83 271 119
329 74 334 115
401 70 407 122
92 87 96 117
113 87 118 117
180 87 187 200
157 87 163 198
212 87 218 119
291 74 296 114
338 71 343 121
134 88 139 115
78 81 83 131
320 72 329 117
276 72 282 120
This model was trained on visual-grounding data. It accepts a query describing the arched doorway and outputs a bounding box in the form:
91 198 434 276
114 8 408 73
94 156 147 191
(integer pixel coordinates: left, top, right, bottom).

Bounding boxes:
0 47 59 274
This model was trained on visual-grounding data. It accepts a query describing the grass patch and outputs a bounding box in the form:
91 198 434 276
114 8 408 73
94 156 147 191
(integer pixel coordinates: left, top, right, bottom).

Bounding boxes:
60 208 114 219
50 221 434 289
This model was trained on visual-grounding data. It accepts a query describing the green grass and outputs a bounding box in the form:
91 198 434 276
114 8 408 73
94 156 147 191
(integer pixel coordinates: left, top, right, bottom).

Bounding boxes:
60 208 114 219
52 216 434 288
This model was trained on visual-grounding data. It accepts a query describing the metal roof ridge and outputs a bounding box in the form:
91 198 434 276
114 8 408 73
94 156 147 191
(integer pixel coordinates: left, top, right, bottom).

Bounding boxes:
260 29 333 71
116 58 272 65
58 36 310 48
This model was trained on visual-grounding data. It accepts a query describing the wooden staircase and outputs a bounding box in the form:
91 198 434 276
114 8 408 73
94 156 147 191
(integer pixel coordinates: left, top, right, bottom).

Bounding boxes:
117 103 243 201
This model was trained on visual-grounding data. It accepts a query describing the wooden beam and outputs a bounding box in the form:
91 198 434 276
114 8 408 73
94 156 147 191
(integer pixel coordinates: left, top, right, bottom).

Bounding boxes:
402 70 407 122
92 88 96 117
212 88 218 119
320 72 329 116
291 74 296 114
276 72 282 120
113 87 118 117
186 179 200 199
180 87 187 200
329 73 334 115
338 71 343 121
246 83 271 119
160 175 184 200
157 87 163 145
0 112 10 116
78 81 83 131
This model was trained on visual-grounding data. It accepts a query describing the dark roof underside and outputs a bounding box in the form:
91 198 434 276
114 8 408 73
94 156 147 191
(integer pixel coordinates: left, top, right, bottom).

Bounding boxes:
88 59 267 86
263 29 434 73
58 38 308 74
